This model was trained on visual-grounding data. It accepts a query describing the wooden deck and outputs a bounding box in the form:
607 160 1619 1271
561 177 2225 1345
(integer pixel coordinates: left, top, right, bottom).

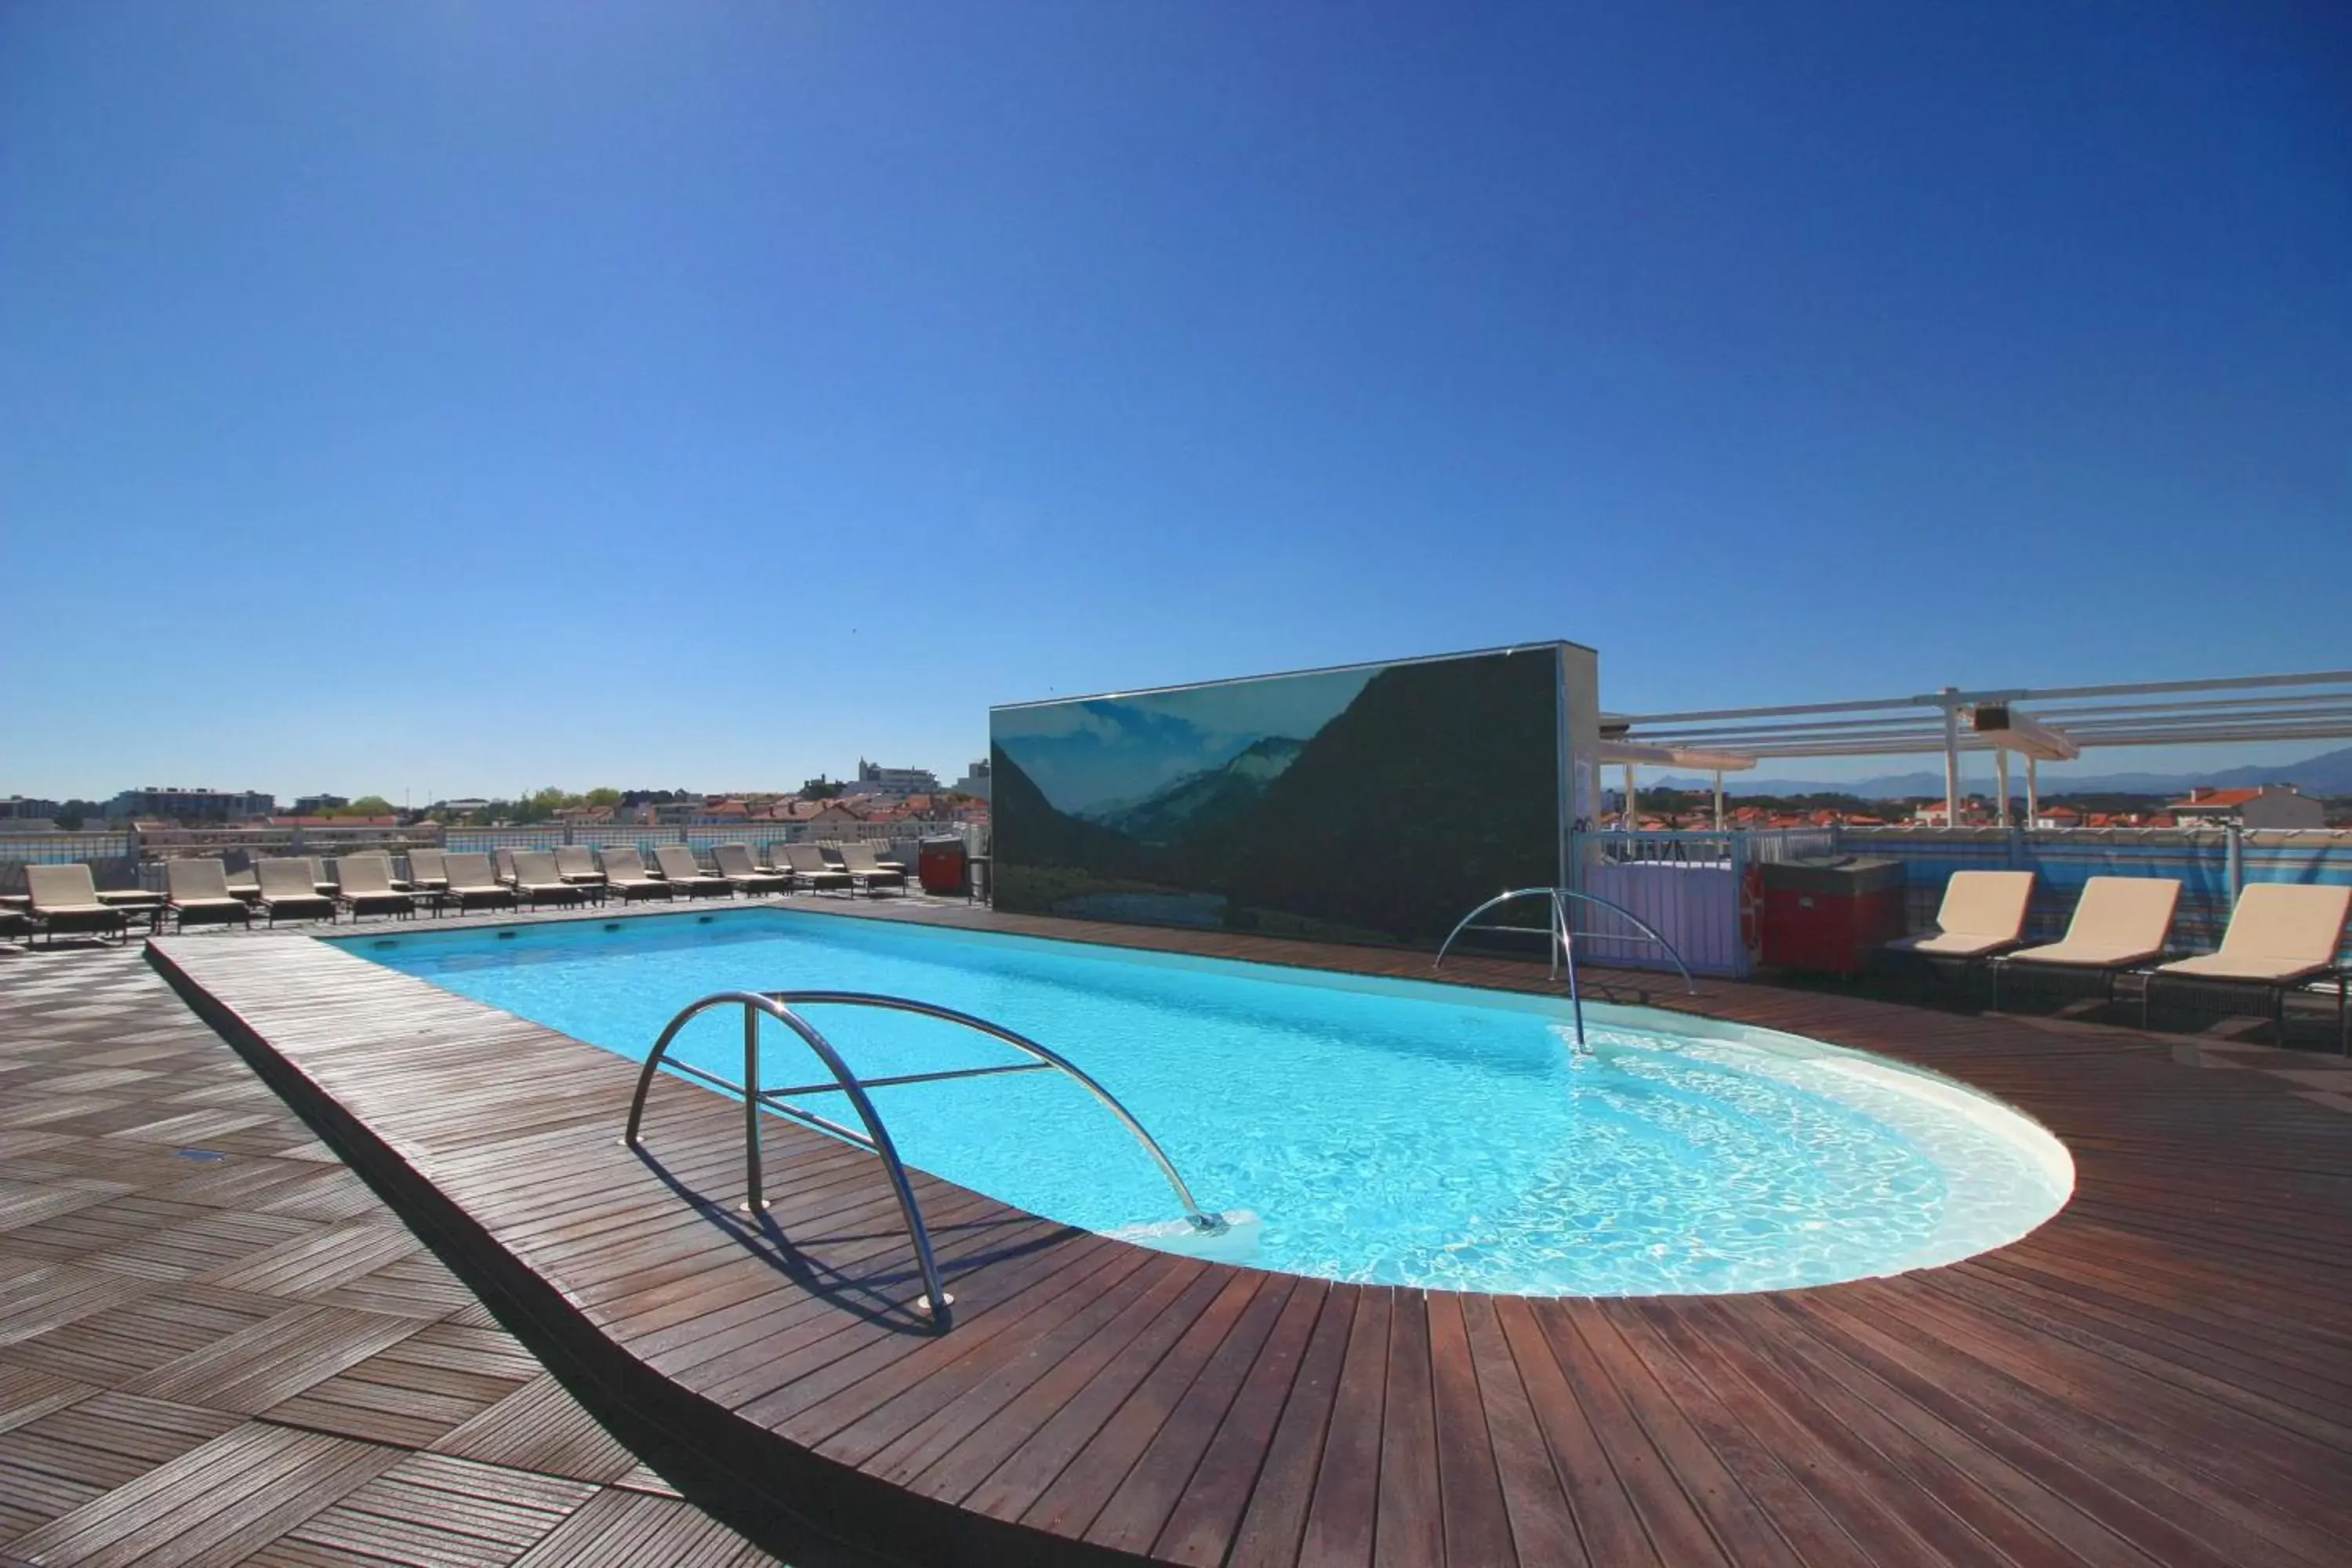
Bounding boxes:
0 942 789 1568
136 898 2352 1568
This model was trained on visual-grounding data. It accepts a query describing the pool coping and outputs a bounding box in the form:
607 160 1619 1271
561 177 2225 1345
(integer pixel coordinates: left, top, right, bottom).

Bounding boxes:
147 897 2352 1568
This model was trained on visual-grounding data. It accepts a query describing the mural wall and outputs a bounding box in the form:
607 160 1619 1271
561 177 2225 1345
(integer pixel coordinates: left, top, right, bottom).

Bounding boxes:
991 644 1595 946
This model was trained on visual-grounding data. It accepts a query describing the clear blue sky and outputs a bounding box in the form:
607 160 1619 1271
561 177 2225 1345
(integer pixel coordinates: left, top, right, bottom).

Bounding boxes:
4 2 2346 801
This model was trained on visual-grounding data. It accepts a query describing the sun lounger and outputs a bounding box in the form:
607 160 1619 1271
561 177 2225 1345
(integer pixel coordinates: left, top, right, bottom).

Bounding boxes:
495 848 521 887
594 848 673 902
553 844 606 887
2143 883 2351 1047
24 864 130 944
780 843 854 895
306 856 338 896
442 852 519 913
510 850 593 909
334 855 417 921
165 858 254 931
835 841 906 896
405 848 449 895
1993 876 2181 1005
256 858 338 925
653 845 733 899
1886 871 2035 961
710 843 789 897
706 846 790 893
224 866 262 902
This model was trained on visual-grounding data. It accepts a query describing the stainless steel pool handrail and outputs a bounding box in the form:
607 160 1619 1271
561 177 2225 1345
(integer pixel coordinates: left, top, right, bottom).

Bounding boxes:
1433 887 1698 1051
623 989 1224 1330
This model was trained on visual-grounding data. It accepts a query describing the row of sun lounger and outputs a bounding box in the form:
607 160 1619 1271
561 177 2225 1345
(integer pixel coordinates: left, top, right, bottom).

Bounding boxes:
1 841 911 943
1889 869 2350 1043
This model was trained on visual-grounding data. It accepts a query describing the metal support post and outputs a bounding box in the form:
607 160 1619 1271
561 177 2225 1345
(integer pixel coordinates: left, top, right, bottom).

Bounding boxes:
1995 750 2011 828
740 1004 767 1213
1941 689 1962 826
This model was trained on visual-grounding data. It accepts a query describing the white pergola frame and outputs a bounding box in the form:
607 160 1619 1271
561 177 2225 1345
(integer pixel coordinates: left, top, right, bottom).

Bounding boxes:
1604 670 2352 829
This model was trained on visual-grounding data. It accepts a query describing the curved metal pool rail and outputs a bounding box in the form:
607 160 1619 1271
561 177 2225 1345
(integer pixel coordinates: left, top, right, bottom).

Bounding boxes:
623 989 1223 1330
1433 887 1698 1051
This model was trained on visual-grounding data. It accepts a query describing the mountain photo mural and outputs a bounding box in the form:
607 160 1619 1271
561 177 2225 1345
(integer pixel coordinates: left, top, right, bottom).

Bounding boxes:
992 647 1567 946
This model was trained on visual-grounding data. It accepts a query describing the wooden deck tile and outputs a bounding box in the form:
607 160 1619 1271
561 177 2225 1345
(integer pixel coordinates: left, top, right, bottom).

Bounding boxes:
506 1487 784 1566
236 1450 599 1567
2 1421 401 1567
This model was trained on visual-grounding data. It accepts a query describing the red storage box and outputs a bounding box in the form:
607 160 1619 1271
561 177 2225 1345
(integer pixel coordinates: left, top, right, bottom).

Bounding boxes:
916 837 968 895
1760 856 1907 975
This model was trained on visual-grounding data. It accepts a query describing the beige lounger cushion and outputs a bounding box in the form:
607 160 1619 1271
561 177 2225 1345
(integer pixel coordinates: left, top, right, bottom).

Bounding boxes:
441 853 502 891
597 848 663 885
712 844 786 882
2008 876 2181 968
2153 884 2350 984
257 859 327 901
554 846 604 881
168 859 244 906
654 847 727 885
26 864 111 913
1889 870 2034 958
511 851 583 895
782 844 851 880
1888 931 2017 959
837 843 902 878
336 855 408 898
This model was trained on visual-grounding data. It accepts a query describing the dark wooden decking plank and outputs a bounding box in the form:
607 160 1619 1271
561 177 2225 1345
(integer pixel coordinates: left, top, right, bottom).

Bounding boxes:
1530 1301 1733 1568
1454 1294 1583 1568
927 1261 1229 1516
1296 1288 1388 1567
1023 1269 1271 1540
1368 1290 1442 1568
1153 1277 1331 1567
1574 1305 1805 1568
1784 1287 2344 1568
2 1421 402 1568
1423 1290 1518 1568
1082 1272 1300 1559
806 1241 1161 1470
243 1450 599 1567
1492 1296 1660 1568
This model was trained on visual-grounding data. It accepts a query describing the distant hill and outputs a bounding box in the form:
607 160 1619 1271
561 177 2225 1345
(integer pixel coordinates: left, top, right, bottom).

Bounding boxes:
1095 735 1305 845
1650 744 2352 800
1200 649 1560 942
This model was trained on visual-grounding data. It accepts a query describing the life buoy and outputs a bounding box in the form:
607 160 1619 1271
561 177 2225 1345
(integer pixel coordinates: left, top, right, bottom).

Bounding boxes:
1738 862 1765 956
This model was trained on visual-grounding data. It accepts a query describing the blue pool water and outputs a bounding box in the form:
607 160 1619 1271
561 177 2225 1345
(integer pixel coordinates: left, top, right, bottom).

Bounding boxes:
346 909 2072 1297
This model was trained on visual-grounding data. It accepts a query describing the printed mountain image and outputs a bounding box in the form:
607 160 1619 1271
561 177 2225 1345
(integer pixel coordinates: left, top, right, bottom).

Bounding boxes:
993 648 1563 945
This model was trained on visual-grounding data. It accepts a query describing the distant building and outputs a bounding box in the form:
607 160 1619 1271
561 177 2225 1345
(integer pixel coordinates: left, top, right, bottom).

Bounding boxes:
949 757 991 801
0 796 61 821
852 760 942 800
105 786 274 822
2167 784 2325 830
439 798 492 816
290 794 349 815
1910 797 1994 827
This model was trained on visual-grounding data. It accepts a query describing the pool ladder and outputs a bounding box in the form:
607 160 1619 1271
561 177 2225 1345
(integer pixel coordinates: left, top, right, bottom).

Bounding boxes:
1434 887 1697 1053
623 989 1224 1330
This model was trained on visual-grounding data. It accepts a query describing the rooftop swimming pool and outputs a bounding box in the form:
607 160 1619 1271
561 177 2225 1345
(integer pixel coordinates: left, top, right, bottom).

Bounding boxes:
344 909 2072 1297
